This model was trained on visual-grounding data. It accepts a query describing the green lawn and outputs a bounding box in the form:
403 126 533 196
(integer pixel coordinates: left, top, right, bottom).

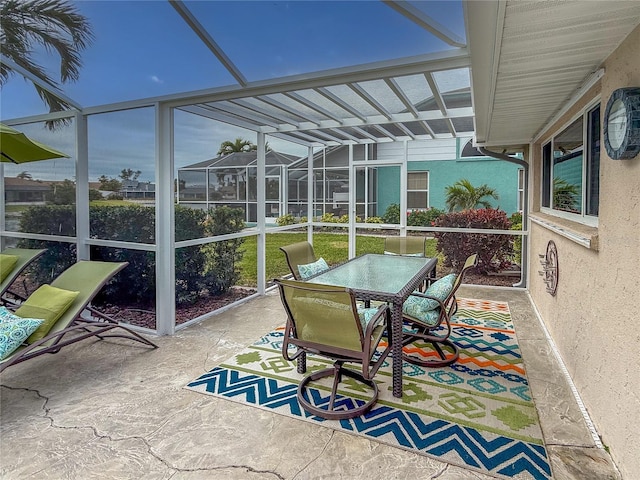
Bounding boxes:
238 232 438 287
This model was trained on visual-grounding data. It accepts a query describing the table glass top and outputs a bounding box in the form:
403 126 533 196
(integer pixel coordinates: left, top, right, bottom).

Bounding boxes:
308 254 435 294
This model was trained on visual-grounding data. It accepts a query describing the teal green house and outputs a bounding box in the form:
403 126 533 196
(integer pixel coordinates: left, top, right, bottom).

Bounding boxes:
288 138 524 221
375 138 524 217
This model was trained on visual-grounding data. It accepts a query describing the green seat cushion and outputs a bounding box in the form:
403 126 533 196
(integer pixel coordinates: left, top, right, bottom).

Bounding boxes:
298 257 329 280
402 274 457 326
0 254 19 283
14 284 79 344
0 306 44 360
357 306 380 329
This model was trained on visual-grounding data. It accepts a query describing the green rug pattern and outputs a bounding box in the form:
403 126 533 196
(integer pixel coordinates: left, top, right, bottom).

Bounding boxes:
187 298 551 479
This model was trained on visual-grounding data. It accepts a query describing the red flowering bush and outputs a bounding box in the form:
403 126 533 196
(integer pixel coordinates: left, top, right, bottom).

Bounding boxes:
433 209 513 274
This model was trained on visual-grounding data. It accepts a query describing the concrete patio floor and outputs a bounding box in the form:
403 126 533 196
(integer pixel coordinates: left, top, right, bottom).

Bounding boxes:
0 286 621 479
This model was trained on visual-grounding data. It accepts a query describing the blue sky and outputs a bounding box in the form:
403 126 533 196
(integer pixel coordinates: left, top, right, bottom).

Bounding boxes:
0 0 465 182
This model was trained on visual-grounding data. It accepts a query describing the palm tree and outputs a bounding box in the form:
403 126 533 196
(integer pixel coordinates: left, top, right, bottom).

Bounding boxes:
0 0 93 128
445 178 499 212
217 138 257 156
16 171 32 180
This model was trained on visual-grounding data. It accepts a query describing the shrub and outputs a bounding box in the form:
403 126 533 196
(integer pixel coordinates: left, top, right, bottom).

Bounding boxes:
276 213 296 226
365 216 383 223
511 222 523 264
407 207 445 226
17 204 245 307
382 203 400 224
433 209 513 274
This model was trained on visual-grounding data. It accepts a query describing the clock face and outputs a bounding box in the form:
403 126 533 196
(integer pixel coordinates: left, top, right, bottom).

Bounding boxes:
607 98 627 150
604 87 640 160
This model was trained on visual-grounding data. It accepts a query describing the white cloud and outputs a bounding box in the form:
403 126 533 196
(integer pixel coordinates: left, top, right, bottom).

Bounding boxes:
150 75 164 84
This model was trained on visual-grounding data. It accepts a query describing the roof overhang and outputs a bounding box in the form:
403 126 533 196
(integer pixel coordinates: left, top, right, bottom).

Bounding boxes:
466 0 640 150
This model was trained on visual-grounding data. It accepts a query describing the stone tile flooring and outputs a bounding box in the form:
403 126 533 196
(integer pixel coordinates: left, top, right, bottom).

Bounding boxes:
0 287 621 479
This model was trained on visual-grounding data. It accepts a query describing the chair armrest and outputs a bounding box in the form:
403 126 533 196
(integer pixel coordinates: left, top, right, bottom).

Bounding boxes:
363 303 389 337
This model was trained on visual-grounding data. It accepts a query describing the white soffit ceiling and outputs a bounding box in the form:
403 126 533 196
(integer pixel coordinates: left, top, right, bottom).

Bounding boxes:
467 0 640 148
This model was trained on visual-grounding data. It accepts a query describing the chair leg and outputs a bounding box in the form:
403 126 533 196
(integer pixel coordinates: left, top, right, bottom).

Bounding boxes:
297 363 378 420
402 336 459 367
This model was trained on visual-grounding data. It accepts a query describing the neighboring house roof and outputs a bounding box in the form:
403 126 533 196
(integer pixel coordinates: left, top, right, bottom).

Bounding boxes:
121 180 155 192
181 150 300 169
3 177 52 191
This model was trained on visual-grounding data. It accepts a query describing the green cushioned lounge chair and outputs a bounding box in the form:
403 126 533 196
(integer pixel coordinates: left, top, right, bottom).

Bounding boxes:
275 278 391 420
0 260 157 373
401 253 478 367
0 248 47 301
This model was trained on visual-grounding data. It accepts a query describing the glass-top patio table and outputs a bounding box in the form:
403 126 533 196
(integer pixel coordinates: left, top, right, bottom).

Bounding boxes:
308 254 437 398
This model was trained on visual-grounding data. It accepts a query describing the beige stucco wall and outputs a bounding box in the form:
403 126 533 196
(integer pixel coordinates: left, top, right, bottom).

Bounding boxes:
528 25 640 478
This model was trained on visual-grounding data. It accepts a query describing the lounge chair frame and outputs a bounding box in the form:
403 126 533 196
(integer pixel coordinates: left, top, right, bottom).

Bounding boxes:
0 260 157 373
1 248 47 302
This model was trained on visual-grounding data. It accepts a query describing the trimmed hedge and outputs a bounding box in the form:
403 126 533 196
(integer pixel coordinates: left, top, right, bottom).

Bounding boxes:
17 204 245 306
433 208 513 274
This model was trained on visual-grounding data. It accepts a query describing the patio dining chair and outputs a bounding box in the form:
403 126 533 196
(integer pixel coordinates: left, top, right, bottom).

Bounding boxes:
383 236 426 257
401 253 478 367
1 248 47 302
279 241 328 280
0 260 158 373
275 278 391 420
384 237 432 290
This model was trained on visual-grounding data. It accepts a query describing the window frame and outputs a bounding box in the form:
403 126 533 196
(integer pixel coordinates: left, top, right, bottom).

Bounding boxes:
517 168 525 213
540 100 600 227
407 170 430 210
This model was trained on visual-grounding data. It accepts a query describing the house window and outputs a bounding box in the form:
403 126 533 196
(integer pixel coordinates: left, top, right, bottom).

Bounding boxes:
407 171 429 209
517 168 525 212
541 104 600 223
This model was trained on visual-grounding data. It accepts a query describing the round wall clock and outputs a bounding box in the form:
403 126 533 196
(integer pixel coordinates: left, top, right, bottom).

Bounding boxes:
603 87 640 160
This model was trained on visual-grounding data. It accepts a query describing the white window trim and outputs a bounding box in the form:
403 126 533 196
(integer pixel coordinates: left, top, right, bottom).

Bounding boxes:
407 170 430 210
539 98 600 228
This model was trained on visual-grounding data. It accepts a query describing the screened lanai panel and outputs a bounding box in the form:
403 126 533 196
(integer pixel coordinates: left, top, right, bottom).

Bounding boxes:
183 0 452 82
394 74 434 106
88 108 156 243
89 246 157 331
357 80 407 114
3 120 76 237
323 84 380 117
432 68 471 93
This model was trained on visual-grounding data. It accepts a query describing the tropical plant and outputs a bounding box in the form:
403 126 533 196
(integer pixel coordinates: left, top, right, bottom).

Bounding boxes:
0 0 93 127
444 179 499 212
217 138 257 155
16 171 32 180
552 178 580 213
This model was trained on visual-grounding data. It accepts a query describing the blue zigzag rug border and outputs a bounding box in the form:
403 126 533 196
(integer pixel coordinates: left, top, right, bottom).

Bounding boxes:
186 365 552 480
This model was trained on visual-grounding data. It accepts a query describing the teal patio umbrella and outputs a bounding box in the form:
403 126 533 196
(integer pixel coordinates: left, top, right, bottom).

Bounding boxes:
0 123 69 164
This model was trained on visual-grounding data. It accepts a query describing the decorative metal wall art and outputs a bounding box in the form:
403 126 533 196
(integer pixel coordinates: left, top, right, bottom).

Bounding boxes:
538 240 558 296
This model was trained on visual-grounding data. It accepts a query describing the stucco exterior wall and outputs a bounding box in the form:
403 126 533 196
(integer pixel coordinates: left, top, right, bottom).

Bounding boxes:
528 25 640 478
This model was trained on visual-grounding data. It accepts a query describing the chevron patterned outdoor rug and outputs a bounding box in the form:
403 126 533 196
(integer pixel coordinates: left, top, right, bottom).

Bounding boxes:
186 298 551 480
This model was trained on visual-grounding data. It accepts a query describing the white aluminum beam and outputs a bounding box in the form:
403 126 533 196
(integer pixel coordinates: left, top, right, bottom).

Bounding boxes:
385 78 419 117
229 98 301 127
315 87 368 122
372 124 398 141
383 0 466 48
169 0 248 87
283 91 344 123
257 95 319 127
348 83 393 120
